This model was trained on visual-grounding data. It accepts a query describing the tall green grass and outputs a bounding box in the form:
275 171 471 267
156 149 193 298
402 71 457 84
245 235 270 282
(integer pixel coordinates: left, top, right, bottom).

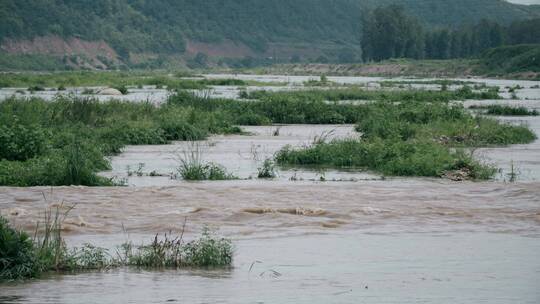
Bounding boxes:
470 105 539 116
242 86 500 103
175 144 237 181
276 101 535 180
0 207 233 282
0 96 241 186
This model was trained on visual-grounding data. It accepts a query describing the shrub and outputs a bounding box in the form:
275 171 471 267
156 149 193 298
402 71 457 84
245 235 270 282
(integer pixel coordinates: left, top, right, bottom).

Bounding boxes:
183 228 233 267
0 121 48 161
0 216 38 281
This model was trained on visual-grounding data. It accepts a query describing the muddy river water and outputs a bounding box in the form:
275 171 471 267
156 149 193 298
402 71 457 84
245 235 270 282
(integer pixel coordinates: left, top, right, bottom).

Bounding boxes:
1 75 540 303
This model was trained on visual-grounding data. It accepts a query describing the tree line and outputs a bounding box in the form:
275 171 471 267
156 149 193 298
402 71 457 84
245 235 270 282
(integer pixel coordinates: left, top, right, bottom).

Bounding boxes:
361 5 540 62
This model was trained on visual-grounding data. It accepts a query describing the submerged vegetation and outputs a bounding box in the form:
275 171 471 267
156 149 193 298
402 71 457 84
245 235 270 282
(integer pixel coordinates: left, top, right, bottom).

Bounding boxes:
0 208 233 282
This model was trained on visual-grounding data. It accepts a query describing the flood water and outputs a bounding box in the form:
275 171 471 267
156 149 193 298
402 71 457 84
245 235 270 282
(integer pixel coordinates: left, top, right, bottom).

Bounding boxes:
1 75 540 303
1 180 540 303
1 233 539 304
99 124 380 186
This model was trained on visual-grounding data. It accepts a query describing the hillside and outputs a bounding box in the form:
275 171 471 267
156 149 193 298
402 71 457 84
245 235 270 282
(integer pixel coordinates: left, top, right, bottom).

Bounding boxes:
0 0 539 69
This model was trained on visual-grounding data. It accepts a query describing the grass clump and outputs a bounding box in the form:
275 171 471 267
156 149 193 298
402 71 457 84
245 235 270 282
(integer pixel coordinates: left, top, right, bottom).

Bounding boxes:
121 228 233 268
471 105 539 116
0 207 233 282
0 205 112 281
276 138 495 179
0 120 48 161
167 87 498 126
0 216 38 281
242 86 499 103
178 162 236 181
176 145 237 181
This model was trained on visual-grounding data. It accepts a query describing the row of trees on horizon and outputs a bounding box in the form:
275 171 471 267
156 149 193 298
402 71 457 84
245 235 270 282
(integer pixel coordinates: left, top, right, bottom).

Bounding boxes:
361 5 540 62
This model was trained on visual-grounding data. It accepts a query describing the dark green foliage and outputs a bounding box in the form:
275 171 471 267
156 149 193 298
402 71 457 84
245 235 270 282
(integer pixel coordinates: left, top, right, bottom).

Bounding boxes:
0 216 38 281
0 96 241 186
276 100 535 179
113 85 128 95
183 228 233 267
0 121 47 161
478 44 540 74
276 138 495 179
0 53 70 71
507 18 540 45
244 87 498 104
169 88 498 127
179 162 237 181
471 105 539 116
361 5 425 61
28 85 45 92
362 4 539 63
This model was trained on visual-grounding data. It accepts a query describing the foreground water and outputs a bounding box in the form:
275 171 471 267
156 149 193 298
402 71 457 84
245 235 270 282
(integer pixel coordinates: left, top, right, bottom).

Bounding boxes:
1 233 538 304
1 180 539 303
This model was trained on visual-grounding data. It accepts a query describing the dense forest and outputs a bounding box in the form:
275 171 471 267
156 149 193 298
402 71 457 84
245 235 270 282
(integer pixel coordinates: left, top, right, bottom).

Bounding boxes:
0 0 539 70
361 5 540 62
1 0 539 56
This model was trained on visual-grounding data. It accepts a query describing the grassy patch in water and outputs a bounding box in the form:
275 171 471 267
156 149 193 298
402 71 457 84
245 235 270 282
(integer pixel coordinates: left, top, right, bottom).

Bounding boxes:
175 145 237 181
168 90 368 124
276 138 496 179
242 86 500 103
0 208 233 282
121 228 232 268
0 71 253 90
470 105 539 116
276 101 535 180
0 96 241 186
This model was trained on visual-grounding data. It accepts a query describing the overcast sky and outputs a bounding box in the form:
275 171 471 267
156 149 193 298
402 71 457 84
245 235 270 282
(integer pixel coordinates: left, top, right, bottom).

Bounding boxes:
506 0 540 4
